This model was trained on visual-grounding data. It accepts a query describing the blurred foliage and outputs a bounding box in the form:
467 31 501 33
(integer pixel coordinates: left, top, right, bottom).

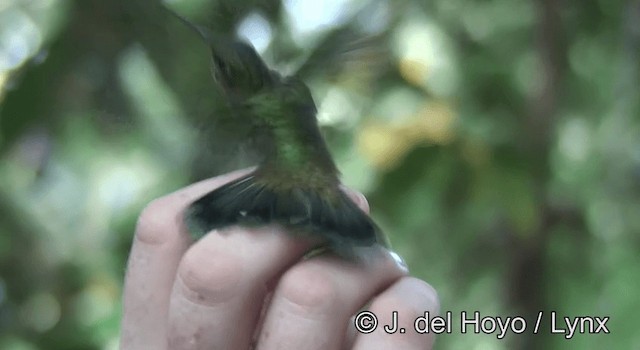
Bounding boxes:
1 0 639 349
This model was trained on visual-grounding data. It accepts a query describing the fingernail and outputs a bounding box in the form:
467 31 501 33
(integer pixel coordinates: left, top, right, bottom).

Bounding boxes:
389 250 408 272
341 186 370 213
353 191 367 208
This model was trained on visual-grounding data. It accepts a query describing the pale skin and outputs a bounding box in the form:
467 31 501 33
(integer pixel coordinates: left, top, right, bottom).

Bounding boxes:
120 169 439 349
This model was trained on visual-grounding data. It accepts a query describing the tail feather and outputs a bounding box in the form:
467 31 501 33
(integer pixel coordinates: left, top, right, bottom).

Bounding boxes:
185 172 387 255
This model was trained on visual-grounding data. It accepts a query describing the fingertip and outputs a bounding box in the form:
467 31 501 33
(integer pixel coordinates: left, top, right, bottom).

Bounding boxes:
411 277 440 313
351 277 440 349
341 186 370 213
175 234 244 305
135 196 184 245
406 277 440 314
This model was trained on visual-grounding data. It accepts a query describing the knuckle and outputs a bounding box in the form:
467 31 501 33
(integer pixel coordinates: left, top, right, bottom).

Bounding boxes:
177 245 243 304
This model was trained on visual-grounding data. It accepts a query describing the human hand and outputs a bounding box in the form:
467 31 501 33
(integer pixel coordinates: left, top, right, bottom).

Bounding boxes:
120 169 439 349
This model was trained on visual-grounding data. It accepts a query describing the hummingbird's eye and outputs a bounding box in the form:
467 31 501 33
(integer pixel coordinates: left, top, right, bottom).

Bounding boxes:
218 61 228 75
213 56 231 78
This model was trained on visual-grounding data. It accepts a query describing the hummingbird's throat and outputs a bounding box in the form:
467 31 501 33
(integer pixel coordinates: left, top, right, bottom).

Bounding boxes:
266 121 337 173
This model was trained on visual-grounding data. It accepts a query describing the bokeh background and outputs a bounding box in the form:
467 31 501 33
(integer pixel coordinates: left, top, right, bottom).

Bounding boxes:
1 0 639 349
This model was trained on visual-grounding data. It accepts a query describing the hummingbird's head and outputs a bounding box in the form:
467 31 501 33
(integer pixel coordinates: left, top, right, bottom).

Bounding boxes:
163 8 278 106
208 39 276 104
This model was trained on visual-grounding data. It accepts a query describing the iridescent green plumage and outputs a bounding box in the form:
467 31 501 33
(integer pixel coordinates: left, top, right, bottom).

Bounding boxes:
168 8 387 256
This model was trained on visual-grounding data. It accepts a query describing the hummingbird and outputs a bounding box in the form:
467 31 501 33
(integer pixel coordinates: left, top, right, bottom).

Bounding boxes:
167 9 388 256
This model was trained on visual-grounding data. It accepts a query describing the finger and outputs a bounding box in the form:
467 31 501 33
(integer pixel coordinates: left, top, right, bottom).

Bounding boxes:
167 222 311 349
120 168 252 349
352 277 440 350
255 248 408 350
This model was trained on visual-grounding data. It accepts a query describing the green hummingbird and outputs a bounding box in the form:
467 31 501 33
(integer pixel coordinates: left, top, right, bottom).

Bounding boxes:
167 9 388 256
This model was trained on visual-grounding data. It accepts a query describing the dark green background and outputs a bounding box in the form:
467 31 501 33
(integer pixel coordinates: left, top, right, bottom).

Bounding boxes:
0 0 638 349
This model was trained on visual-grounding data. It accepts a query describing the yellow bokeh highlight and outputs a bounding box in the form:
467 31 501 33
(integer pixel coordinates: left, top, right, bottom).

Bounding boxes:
357 100 457 170
357 122 413 170
398 58 429 87
404 101 456 144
